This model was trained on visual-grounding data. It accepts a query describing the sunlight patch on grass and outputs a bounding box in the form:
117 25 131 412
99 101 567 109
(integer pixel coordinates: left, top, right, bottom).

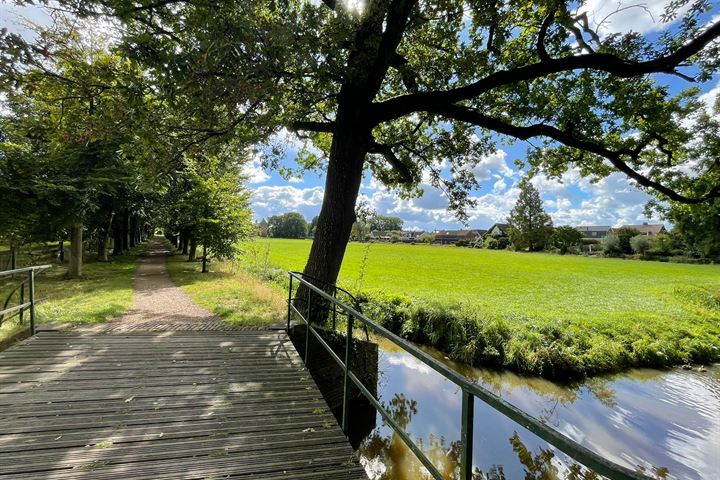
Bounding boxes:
1 248 141 344
165 254 285 328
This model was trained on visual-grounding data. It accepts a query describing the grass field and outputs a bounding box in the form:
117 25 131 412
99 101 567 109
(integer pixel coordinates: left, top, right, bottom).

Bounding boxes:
240 238 720 377
166 253 286 328
0 251 140 345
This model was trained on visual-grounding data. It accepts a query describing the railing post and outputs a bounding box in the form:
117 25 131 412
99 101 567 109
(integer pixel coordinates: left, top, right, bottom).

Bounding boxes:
28 269 36 336
460 388 474 480
19 282 25 324
304 286 311 368
332 286 338 331
341 313 354 433
287 274 292 332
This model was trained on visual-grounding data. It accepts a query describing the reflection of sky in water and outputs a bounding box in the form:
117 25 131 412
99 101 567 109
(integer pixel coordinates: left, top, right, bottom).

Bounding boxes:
357 339 720 480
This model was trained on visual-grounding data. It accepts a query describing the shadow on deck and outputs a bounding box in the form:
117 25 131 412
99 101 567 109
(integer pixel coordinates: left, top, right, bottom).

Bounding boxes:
0 331 367 479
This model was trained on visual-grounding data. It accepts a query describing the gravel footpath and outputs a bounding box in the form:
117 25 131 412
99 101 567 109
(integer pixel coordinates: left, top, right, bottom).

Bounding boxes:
96 239 236 332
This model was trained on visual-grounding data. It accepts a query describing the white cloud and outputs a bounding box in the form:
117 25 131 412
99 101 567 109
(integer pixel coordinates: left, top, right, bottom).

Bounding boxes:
698 80 720 116
470 149 514 181
492 178 508 194
581 0 689 35
250 185 324 219
537 170 661 227
242 154 270 184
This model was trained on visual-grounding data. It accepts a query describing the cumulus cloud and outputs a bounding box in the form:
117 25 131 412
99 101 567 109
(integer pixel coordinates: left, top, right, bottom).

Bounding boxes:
250 185 324 219
242 154 271 184
535 170 661 227
470 150 514 181
580 0 689 35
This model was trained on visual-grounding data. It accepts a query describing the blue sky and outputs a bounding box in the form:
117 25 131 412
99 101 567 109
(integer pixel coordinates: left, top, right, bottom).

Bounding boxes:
3 0 719 231
246 0 720 230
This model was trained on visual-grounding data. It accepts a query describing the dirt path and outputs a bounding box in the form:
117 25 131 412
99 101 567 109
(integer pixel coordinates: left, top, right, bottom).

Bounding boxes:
96 238 234 332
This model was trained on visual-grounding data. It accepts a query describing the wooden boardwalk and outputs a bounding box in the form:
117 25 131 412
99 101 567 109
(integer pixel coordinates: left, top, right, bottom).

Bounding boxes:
0 331 367 479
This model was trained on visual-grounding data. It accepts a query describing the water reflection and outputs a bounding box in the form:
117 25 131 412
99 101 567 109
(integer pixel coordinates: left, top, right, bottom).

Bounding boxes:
356 336 720 480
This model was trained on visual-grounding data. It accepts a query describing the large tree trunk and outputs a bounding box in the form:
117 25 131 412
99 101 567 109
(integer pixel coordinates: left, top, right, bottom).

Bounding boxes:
98 211 114 262
129 215 138 248
201 243 208 273
69 223 83 278
121 212 130 252
300 120 368 291
59 240 65 262
181 231 189 255
188 237 197 262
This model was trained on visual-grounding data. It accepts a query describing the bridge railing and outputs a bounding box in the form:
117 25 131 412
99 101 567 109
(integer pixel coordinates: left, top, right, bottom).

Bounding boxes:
287 271 650 480
0 265 52 335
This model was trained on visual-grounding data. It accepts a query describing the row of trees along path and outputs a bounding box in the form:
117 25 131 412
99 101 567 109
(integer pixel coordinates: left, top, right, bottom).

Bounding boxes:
77 238 234 334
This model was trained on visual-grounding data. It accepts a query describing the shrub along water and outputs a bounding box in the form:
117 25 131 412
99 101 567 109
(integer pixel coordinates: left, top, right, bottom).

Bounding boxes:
360 290 720 379
238 238 720 379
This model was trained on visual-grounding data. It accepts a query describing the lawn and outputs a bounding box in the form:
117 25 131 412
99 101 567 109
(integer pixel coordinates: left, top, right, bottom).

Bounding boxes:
0 251 140 346
240 238 720 377
165 253 286 328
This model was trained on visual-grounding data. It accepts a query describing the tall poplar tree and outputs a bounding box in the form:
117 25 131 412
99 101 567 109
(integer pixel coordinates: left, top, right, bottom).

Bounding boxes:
507 178 554 252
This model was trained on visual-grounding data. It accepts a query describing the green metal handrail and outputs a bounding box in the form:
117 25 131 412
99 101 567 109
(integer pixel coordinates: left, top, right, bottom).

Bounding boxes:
0 265 51 335
287 271 651 480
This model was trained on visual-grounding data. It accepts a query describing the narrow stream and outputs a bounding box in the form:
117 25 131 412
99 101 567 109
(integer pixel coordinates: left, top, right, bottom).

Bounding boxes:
355 337 720 480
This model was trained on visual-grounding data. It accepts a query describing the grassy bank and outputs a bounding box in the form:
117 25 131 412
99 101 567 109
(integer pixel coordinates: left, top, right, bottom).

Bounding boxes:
165 253 285 328
0 249 141 345
239 238 720 378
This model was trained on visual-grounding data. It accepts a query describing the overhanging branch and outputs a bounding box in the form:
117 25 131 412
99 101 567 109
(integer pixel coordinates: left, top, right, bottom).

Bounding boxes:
372 21 720 123
290 121 335 133
368 142 414 184
429 104 720 204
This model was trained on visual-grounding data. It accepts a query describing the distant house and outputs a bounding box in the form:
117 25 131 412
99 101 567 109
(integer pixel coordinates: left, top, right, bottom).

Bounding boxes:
617 223 667 237
399 230 424 242
369 230 391 241
485 223 510 238
576 225 611 239
434 229 484 245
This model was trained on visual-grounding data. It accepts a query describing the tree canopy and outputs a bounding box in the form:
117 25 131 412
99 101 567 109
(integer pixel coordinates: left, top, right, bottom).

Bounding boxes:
2 0 720 285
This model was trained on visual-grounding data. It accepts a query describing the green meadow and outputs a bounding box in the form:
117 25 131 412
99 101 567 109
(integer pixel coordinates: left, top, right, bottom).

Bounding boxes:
241 238 720 377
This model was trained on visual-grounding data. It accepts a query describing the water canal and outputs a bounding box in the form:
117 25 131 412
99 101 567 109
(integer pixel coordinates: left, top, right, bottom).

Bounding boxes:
354 337 720 480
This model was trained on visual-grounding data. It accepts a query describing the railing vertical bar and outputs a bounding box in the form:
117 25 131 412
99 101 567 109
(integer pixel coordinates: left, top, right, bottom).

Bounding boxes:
460 388 475 480
28 270 36 335
341 313 354 433
332 286 338 331
305 286 311 368
19 282 25 324
287 274 292 332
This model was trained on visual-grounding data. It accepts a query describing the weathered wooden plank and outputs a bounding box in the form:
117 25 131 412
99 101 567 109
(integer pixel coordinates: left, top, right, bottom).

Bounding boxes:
0 331 367 479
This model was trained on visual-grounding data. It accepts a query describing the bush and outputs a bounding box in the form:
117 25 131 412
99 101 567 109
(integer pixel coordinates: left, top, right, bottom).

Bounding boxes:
601 233 622 256
613 227 642 254
484 236 510 250
630 234 651 255
418 233 435 244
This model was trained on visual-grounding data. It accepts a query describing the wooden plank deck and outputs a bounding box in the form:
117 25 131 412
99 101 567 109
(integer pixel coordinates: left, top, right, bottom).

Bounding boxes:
0 331 367 479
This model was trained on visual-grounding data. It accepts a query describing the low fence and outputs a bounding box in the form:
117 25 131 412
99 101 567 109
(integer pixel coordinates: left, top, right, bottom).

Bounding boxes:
287 271 651 480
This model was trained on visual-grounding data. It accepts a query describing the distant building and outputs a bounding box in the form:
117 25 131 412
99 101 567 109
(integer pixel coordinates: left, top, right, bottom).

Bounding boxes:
399 230 424 242
576 225 612 239
617 223 667 237
485 223 510 238
433 229 484 245
369 230 391 241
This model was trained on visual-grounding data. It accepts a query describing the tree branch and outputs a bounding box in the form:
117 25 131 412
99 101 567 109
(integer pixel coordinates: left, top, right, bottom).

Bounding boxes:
537 7 557 62
428 104 720 204
368 141 414 184
372 20 720 123
290 121 335 133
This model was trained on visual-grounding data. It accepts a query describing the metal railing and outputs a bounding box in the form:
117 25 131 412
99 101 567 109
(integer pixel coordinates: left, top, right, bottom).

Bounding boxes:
0 265 51 335
287 271 651 480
